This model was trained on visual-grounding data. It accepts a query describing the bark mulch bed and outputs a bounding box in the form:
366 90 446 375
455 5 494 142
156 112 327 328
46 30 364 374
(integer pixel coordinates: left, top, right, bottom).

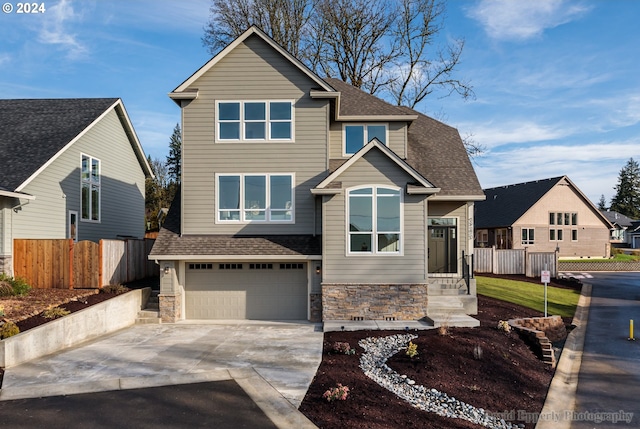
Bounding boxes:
299 294 563 429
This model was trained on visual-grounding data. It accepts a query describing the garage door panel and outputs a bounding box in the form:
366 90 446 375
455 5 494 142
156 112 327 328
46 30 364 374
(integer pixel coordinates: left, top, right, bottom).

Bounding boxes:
185 263 307 320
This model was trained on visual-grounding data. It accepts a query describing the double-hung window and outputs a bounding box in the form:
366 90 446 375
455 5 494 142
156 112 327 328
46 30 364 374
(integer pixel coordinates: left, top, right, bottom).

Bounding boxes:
522 228 535 245
217 174 294 223
217 101 293 142
344 124 387 155
348 186 401 254
81 154 100 222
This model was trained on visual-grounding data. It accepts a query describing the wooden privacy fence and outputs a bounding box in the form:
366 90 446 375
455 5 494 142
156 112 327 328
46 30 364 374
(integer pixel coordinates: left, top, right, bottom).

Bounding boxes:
13 238 158 289
474 246 557 278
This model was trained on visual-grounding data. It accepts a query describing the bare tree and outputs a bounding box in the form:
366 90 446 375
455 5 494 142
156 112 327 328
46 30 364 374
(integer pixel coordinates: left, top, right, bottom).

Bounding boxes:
202 0 314 59
388 0 474 107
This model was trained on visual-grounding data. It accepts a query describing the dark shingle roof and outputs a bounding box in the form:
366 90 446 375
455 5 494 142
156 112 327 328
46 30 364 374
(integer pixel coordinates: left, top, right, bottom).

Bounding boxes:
0 98 118 191
324 78 412 117
474 177 564 228
150 191 322 257
324 79 483 197
600 210 636 227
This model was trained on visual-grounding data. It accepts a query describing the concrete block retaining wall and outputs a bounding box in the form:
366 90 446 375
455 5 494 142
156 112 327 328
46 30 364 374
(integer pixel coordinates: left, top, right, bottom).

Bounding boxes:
322 284 428 321
0 288 149 368
559 261 640 272
508 315 566 367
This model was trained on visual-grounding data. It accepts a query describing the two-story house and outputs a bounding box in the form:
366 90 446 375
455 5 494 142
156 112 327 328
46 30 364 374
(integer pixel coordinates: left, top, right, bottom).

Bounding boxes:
150 26 485 325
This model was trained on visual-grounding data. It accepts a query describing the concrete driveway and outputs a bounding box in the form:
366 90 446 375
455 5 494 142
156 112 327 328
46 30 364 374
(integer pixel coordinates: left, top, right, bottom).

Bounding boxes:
1 321 323 414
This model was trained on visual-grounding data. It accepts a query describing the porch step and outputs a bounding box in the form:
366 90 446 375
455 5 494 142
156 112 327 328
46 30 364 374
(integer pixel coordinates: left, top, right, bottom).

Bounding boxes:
425 296 479 328
424 313 480 328
427 283 467 296
136 290 161 324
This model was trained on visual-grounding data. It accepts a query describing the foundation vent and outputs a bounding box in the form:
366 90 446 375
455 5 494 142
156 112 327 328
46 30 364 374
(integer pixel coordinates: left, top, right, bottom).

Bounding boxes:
352 316 364 321
385 317 396 321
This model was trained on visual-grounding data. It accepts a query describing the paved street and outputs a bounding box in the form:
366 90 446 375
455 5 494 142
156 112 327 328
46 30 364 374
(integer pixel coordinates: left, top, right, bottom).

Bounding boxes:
572 272 640 428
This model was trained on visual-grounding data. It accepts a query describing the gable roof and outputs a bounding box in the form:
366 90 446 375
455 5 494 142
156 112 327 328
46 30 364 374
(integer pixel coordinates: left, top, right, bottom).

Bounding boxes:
475 176 613 229
600 209 636 227
318 80 484 199
170 26 334 102
0 98 152 193
312 138 439 194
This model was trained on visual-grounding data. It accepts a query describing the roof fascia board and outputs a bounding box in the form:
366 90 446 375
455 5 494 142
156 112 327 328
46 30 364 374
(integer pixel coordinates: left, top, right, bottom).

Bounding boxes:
0 190 36 200
310 188 343 195
336 115 419 121
172 26 334 94
428 194 485 201
168 90 199 100
315 139 436 190
150 254 323 261
16 99 120 192
114 100 154 178
561 176 614 228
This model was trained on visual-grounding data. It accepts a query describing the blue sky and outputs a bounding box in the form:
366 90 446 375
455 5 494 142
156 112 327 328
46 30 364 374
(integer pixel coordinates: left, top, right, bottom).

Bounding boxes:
1 0 638 205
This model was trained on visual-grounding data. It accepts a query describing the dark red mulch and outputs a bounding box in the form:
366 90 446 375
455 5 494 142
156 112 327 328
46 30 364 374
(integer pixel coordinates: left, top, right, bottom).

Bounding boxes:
299 295 557 429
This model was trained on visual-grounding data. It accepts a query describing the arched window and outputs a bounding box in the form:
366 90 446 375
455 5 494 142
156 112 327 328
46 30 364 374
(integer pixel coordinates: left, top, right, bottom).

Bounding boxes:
348 186 401 254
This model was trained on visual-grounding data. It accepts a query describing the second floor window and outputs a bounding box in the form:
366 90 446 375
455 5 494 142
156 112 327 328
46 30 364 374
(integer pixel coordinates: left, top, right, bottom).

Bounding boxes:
217 101 293 142
217 173 294 223
344 124 387 155
81 154 100 222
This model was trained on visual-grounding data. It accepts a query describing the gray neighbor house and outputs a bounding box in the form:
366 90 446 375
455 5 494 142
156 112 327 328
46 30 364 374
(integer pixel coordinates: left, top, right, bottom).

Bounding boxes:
150 26 485 325
0 98 152 275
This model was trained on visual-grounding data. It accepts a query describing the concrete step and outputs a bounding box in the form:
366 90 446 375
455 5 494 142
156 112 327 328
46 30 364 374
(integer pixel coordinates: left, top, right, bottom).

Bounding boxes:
427 283 466 296
424 313 480 328
136 309 161 324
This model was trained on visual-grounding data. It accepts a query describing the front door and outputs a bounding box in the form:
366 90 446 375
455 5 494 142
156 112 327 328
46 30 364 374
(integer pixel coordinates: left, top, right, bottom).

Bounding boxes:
428 218 457 273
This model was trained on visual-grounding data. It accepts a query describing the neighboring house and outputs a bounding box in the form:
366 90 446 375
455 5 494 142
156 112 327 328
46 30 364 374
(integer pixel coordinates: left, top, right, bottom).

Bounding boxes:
474 176 613 258
150 26 485 324
599 209 635 246
0 98 153 275
629 221 640 249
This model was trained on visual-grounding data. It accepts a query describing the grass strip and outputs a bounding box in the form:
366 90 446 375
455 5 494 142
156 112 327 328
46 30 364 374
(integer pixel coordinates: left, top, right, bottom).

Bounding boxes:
476 276 580 318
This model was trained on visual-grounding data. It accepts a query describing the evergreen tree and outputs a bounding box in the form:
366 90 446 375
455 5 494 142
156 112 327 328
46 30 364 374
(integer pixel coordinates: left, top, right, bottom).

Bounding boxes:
610 157 640 219
597 194 607 210
166 123 182 185
145 156 172 231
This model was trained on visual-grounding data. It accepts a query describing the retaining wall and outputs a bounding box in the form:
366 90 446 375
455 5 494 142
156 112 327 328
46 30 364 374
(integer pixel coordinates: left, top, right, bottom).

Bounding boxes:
508 315 567 367
0 288 149 368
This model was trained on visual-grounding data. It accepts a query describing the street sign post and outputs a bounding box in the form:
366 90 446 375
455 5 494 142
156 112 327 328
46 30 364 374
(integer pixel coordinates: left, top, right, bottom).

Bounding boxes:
541 269 551 317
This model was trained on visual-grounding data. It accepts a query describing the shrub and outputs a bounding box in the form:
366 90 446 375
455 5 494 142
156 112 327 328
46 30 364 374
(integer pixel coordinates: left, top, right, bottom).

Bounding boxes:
100 284 129 294
0 321 20 339
406 341 418 358
332 341 355 355
42 307 70 319
497 320 511 333
0 281 13 297
0 274 31 296
323 384 350 402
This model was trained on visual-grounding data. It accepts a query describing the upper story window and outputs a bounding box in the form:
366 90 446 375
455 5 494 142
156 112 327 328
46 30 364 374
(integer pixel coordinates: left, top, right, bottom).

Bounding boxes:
216 101 293 142
344 124 387 155
217 173 294 223
81 154 100 222
348 186 401 254
549 212 577 225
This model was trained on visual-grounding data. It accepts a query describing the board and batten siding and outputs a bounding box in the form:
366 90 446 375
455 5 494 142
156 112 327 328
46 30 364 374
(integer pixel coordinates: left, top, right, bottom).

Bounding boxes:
11 108 146 249
179 34 329 235
323 149 428 283
328 121 406 159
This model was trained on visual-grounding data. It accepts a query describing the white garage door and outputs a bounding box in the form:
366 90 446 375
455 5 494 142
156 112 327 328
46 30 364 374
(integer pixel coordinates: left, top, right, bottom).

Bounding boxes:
185 262 308 320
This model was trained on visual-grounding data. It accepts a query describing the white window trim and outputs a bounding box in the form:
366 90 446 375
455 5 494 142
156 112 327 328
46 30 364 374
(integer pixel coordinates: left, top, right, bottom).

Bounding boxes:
215 100 295 143
342 123 389 156
216 173 295 224
522 227 535 245
80 153 101 223
346 185 403 256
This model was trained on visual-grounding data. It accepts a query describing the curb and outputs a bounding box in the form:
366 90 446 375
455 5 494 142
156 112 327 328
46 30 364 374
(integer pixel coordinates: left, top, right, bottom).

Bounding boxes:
535 283 592 429
0 368 318 429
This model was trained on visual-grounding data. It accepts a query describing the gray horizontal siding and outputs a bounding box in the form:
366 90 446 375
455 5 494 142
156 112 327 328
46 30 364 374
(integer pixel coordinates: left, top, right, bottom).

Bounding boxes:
180 35 328 235
322 149 427 283
13 108 146 246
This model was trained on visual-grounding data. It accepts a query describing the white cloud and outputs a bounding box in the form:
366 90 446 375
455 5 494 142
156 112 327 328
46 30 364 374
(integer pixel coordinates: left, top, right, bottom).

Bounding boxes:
462 120 574 147
467 0 591 41
38 0 87 58
0 53 11 66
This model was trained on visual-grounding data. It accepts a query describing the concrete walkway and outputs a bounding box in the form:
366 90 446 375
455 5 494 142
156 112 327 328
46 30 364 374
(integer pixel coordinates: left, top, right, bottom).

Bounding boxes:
1 321 324 428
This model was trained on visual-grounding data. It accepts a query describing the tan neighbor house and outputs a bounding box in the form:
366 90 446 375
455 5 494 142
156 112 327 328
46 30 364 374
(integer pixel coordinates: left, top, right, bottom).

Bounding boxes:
150 26 485 325
474 176 613 258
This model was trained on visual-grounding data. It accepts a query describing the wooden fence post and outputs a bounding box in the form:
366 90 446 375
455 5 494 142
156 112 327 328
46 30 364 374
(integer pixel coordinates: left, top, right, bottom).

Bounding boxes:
68 238 74 289
98 239 103 288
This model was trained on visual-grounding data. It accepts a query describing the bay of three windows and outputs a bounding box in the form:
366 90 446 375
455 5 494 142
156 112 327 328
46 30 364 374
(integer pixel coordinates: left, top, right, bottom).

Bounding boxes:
218 174 293 222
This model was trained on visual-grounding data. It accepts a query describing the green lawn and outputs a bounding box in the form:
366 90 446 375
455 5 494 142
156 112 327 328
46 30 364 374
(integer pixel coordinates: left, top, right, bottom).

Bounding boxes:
476 276 580 318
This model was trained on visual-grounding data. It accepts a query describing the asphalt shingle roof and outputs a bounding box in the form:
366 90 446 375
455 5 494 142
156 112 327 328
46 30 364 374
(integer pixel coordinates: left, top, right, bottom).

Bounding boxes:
0 98 118 191
600 210 636 227
474 177 564 229
324 78 412 117
150 191 322 257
